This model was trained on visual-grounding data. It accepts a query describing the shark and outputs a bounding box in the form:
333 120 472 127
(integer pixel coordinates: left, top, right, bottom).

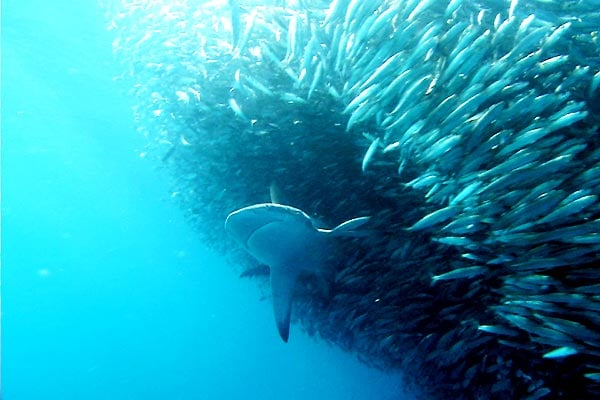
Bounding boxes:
225 203 370 342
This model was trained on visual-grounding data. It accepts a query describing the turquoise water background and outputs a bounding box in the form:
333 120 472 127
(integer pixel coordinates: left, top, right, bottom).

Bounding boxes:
1 1 412 399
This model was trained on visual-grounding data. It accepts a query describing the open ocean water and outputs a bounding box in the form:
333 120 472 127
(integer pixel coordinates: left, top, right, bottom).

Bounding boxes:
1 1 413 399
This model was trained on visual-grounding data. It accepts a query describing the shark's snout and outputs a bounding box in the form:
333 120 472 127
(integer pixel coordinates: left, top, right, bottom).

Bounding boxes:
225 209 253 246
225 206 274 247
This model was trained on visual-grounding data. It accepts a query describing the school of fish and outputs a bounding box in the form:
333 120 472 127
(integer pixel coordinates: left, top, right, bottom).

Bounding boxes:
106 0 600 399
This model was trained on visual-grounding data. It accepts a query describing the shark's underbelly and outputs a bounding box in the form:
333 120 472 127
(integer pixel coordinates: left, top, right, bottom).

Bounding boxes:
247 221 328 274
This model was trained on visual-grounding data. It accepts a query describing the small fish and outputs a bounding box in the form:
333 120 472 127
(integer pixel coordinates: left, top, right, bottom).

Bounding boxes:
548 110 589 133
585 373 600 383
537 195 597 225
228 98 248 120
431 266 487 284
435 236 476 247
362 137 380 172
409 206 459 231
543 346 578 359
383 141 400 153
542 21 571 51
537 55 569 73
477 324 520 337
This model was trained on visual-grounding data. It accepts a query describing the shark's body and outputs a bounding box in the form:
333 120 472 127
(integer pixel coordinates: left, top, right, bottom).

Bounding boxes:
225 203 369 342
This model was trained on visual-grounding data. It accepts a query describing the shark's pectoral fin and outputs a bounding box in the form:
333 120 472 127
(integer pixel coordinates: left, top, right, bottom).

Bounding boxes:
319 216 372 237
270 267 299 343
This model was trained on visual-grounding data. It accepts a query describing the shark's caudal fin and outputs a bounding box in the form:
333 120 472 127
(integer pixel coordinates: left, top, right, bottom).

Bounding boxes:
270 267 299 342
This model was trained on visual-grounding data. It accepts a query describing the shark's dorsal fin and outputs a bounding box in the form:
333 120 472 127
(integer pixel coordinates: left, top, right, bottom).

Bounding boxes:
270 267 299 342
269 182 287 205
318 216 371 237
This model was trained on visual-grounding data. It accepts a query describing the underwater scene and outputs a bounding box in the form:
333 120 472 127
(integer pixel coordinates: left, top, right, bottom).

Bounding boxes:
3 0 600 399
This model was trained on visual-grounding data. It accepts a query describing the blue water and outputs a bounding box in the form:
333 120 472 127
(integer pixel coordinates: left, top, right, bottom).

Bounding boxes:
1 1 412 399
